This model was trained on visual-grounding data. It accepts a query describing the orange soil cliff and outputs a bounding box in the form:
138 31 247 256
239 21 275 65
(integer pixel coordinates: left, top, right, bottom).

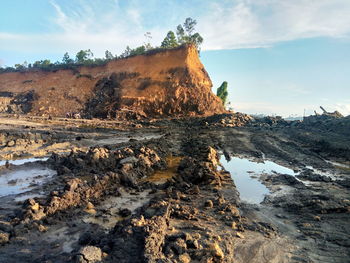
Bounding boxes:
0 45 225 118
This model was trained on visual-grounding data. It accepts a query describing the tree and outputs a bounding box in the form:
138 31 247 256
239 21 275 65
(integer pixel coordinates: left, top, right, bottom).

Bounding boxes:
184 17 197 35
161 31 178 48
143 32 153 50
14 64 25 70
62 52 74 64
176 24 186 44
119 46 132 58
216 81 228 106
33 59 51 69
175 17 203 52
75 49 94 64
129 46 146 56
105 50 114 60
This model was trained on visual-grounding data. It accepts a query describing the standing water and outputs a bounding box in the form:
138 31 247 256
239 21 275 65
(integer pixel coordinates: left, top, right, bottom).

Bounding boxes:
220 155 297 204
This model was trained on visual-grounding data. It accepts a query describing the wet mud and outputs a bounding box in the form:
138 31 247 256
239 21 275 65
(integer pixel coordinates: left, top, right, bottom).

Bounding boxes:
0 113 348 262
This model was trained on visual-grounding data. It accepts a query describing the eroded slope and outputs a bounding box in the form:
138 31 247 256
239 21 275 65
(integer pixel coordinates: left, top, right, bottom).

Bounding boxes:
0 45 225 118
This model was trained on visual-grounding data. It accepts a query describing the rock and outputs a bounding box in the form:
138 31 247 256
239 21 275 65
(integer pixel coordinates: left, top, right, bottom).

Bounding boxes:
192 233 201 240
7 140 15 147
179 253 191 263
172 238 187 255
313 216 321 221
119 156 138 165
38 224 48 232
31 202 40 212
65 178 82 191
77 246 102 263
86 202 95 210
119 208 132 217
0 231 9 245
231 222 237 229
208 242 224 259
204 200 214 208
236 232 244 239
0 221 13 233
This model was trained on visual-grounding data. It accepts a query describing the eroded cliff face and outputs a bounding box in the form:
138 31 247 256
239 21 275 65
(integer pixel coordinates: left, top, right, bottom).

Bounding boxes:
0 45 225 118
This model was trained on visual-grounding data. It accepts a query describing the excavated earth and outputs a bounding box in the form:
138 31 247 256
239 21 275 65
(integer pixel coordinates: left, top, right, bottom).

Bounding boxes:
0 45 224 119
0 113 348 263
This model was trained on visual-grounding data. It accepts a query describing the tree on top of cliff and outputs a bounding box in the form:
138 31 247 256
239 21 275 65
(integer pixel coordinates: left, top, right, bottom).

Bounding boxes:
176 17 203 52
105 50 114 60
161 31 178 49
62 52 74 64
75 49 94 64
217 81 228 106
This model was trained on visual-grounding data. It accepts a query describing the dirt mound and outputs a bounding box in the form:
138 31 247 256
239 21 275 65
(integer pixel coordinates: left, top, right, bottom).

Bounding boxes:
0 45 225 118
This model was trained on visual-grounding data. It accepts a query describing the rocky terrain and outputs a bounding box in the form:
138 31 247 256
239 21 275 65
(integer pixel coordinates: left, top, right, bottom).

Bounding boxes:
0 112 348 263
0 45 224 118
0 47 348 262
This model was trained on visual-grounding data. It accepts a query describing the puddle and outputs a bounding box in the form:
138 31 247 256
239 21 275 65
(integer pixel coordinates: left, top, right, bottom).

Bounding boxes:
0 165 56 197
83 189 151 229
0 157 48 166
220 155 297 204
144 156 182 184
44 226 80 253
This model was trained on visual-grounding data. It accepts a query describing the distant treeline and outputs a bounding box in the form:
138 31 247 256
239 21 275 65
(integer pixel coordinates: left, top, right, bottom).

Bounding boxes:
0 18 203 74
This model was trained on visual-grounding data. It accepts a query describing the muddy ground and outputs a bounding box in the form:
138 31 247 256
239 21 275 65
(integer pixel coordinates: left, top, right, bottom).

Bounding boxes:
0 114 349 263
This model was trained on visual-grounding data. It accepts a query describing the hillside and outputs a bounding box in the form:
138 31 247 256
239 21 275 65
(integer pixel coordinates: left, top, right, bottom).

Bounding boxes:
0 45 225 118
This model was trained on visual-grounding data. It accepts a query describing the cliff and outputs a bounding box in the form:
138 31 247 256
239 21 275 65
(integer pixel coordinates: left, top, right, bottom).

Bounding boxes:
0 45 225 119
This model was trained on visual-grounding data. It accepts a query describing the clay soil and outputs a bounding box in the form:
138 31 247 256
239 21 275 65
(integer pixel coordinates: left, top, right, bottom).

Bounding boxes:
0 113 349 263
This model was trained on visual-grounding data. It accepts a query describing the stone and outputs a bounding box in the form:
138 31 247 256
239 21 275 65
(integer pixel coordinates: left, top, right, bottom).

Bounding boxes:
7 140 15 147
119 208 132 217
77 246 103 263
172 238 187 255
236 232 244 239
119 156 138 165
0 231 9 245
208 242 224 259
86 202 95 210
31 202 40 212
38 224 48 232
179 253 191 263
204 200 214 208
0 221 13 233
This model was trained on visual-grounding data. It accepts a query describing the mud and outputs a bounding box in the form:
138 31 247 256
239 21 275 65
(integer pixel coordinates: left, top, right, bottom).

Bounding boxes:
0 113 348 262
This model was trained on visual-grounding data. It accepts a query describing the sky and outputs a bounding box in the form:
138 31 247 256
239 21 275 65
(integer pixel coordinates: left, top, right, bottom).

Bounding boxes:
1 0 349 116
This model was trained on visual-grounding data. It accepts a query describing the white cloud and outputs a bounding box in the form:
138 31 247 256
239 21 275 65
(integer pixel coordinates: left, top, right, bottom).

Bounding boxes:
0 0 350 58
334 103 350 116
200 0 350 50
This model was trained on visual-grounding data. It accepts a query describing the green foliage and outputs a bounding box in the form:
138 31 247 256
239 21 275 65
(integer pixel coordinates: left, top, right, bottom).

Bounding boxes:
161 31 178 48
119 45 147 58
62 52 74 64
175 17 203 52
14 64 25 70
105 50 114 60
75 49 94 64
33 59 52 69
216 81 228 106
119 46 132 58
129 46 146 56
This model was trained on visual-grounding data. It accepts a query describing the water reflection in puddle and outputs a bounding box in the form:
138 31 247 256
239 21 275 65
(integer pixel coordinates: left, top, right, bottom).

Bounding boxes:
0 166 56 197
220 155 297 204
0 157 48 166
83 190 151 229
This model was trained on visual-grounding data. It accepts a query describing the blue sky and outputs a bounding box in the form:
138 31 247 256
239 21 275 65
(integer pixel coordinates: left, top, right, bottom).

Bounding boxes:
1 0 350 116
